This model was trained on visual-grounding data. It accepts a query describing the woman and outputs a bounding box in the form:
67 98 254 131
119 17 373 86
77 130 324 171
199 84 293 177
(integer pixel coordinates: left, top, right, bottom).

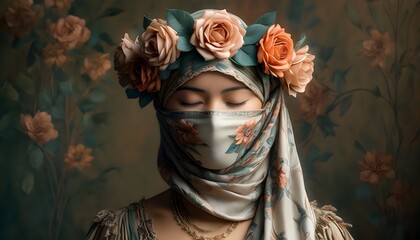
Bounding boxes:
86 9 353 240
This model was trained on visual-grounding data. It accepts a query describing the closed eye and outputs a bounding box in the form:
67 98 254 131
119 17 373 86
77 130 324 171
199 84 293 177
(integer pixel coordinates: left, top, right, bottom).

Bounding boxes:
226 101 247 107
180 101 203 107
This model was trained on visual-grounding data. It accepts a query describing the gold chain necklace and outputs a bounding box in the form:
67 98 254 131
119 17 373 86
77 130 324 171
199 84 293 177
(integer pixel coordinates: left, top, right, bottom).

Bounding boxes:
170 192 239 240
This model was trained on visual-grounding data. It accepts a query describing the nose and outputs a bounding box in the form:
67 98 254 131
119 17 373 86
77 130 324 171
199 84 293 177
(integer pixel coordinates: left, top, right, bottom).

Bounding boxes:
206 99 226 111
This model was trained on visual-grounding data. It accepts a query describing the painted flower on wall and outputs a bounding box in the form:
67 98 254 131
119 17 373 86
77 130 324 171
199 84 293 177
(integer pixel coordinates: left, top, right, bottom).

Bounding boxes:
44 0 74 10
358 150 396 184
386 180 409 208
298 80 328 122
48 15 91 50
81 53 112 81
42 43 68 67
1 0 43 37
64 144 94 171
362 29 393 68
20 112 58 145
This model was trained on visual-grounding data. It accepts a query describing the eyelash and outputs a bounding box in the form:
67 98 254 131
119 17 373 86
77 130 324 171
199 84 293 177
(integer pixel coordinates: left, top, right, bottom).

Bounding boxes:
226 101 247 107
180 101 202 106
179 101 247 107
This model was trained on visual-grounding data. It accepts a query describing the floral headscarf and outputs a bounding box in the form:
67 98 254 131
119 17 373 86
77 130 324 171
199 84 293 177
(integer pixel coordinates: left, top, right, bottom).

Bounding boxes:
112 8 352 240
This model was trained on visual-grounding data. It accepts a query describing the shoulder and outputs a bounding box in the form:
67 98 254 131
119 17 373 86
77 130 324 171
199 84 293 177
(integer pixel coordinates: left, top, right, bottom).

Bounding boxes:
85 199 154 240
311 201 354 240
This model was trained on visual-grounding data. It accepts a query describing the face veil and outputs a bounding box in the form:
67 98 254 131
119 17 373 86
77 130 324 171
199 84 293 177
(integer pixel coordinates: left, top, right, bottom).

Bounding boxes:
153 56 316 240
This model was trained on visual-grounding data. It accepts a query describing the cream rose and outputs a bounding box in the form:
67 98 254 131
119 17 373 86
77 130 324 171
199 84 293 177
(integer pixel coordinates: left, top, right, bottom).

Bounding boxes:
283 45 315 97
48 15 91 50
257 24 294 78
190 9 246 61
141 19 180 70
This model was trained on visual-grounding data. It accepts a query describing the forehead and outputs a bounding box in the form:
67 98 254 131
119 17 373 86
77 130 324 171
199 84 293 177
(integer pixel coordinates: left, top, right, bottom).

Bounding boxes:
182 71 246 88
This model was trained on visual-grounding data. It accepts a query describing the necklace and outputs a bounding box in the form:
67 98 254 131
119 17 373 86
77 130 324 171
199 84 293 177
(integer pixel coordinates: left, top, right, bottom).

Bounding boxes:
170 191 239 240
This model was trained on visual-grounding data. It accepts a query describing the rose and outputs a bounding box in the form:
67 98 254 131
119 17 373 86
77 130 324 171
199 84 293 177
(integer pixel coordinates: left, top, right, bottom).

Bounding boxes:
283 45 315 96
114 33 142 73
2 0 43 37
190 9 246 61
257 24 294 78
44 0 73 10
48 15 91 50
141 19 180 70
20 111 58 145
81 53 112 81
43 43 68 67
119 57 160 93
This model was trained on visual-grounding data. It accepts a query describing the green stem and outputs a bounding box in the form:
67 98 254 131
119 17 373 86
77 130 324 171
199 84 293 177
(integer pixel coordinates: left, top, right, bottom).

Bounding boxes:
377 66 393 103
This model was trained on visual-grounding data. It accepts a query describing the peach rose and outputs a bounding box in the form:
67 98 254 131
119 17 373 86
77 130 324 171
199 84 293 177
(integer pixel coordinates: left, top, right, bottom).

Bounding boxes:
141 19 180 70
114 33 142 75
257 24 294 78
2 0 43 37
42 43 68 67
283 45 315 97
190 9 246 61
81 53 112 81
20 111 58 145
44 0 73 9
64 144 93 171
48 15 91 50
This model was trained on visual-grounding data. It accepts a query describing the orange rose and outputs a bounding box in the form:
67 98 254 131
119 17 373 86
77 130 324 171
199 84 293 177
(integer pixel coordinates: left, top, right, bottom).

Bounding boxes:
1 0 43 37
42 43 68 67
81 53 112 81
257 24 294 78
48 15 91 50
141 19 180 70
284 45 315 97
20 111 58 145
190 9 246 61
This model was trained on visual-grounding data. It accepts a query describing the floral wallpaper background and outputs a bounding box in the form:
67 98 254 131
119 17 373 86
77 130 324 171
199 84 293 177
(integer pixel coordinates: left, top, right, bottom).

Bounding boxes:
0 0 418 239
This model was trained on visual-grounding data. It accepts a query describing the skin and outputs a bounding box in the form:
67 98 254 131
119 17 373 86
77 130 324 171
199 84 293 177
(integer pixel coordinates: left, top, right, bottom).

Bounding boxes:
166 71 263 111
144 72 262 239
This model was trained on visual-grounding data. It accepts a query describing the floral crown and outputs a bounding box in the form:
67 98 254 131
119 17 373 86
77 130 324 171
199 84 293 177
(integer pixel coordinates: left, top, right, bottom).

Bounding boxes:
114 9 315 107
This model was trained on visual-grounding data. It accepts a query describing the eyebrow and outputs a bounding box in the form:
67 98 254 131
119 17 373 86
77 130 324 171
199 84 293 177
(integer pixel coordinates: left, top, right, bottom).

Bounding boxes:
175 86 250 93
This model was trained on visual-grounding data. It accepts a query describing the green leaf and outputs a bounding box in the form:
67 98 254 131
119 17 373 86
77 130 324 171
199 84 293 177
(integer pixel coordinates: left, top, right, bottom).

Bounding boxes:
88 88 106 103
232 45 257 66
92 112 109 124
244 24 269 45
177 36 193 52
368 2 383 31
225 143 239 154
254 11 276 26
0 113 12 132
27 41 37 68
79 99 96 113
294 33 306 51
305 144 333 173
97 7 124 20
37 90 52 109
319 46 335 63
50 105 65 120
138 92 154 108
125 88 141 99
29 145 44 170
58 80 73 94
0 82 19 101
14 73 35 95
83 113 94 129
166 9 194 37
339 95 352 116
354 140 366 155
53 68 71 82
22 172 34 194
99 32 115 45
345 1 362 29
332 67 352 92
143 16 152 30
317 115 337 137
